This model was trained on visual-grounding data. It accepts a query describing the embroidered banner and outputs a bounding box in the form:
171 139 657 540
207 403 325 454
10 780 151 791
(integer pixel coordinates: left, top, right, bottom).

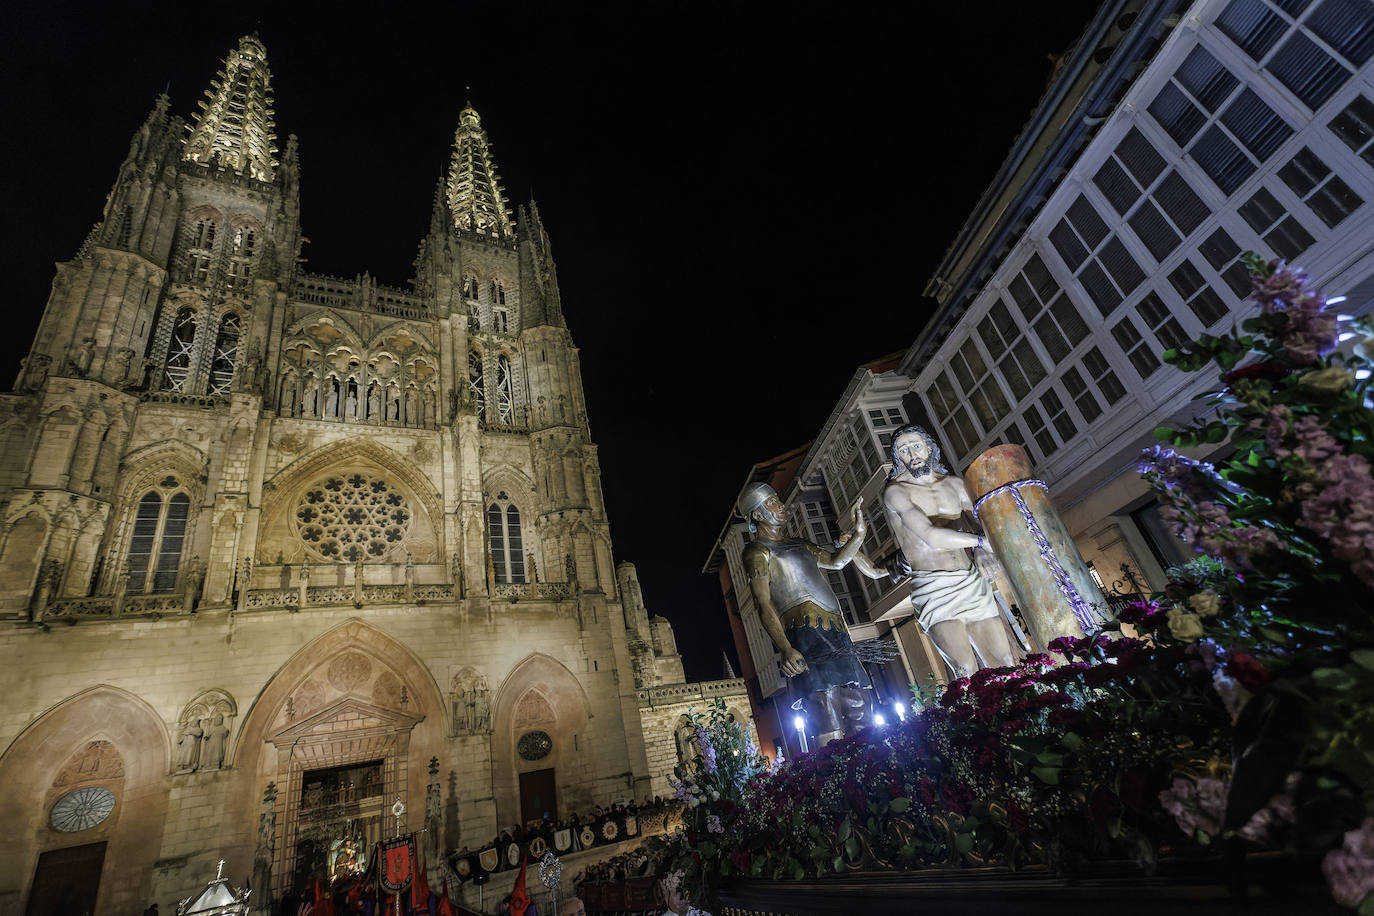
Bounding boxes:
379 835 415 894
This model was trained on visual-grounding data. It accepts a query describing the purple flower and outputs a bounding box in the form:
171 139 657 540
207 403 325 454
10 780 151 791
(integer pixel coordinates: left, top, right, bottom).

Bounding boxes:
1323 818 1374 908
706 814 723 834
696 727 718 774
1250 263 1307 314
1159 776 1226 838
1301 454 1374 587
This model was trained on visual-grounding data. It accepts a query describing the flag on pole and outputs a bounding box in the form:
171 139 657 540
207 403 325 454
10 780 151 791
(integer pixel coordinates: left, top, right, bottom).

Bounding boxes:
509 856 530 916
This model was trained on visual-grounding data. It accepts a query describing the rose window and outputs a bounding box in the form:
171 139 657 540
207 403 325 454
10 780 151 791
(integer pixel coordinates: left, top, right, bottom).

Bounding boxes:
294 473 411 561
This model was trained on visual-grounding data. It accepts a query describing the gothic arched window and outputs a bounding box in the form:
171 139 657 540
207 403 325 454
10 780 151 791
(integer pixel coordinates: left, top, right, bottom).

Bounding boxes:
488 499 526 584
464 276 479 300
188 218 216 283
161 307 198 392
227 226 254 288
468 351 486 415
495 354 515 424
127 483 191 594
206 313 241 395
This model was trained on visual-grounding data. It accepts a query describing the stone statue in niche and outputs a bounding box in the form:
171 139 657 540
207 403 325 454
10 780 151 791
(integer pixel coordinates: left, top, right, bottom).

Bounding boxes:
472 686 490 733
68 338 95 376
175 719 203 772
881 424 1016 678
20 353 51 391
183 558 204 612
201 712 230 769
110 348 134 386
737 482 874 746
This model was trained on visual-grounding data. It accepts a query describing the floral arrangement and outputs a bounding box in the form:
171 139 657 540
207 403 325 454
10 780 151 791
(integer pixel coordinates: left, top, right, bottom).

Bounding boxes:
653 697 771 906
1136 255 1374 910
654 259 1374 912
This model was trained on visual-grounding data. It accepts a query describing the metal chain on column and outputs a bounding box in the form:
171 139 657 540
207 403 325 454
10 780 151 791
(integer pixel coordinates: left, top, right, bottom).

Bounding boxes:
974 479 1098 631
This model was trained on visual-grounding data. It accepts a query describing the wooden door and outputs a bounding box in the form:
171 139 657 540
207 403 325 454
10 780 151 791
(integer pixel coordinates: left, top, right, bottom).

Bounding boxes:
26 842 107 916
518 768 556 825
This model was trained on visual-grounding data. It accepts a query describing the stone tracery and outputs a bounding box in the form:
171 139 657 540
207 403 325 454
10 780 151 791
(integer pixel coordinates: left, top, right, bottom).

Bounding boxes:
292 472 413 562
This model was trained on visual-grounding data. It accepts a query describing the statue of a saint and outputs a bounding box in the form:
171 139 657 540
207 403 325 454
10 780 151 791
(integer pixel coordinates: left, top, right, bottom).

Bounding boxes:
738 482 871 745
201 712 230 769
176 719 203 772
882 425 1016 678
472 687 490 732
68 338 95 377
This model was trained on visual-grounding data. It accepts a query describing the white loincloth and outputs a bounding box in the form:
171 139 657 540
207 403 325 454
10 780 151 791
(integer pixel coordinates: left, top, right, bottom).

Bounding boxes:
908 565 1001 630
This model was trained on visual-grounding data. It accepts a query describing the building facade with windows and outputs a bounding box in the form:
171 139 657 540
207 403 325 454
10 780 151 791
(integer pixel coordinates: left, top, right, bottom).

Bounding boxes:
705 358 949 759
910 0 1374 595
0 34 735 916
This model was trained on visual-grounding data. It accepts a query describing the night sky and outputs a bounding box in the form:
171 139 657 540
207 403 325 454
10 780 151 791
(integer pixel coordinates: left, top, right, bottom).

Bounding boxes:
2 1 1101 681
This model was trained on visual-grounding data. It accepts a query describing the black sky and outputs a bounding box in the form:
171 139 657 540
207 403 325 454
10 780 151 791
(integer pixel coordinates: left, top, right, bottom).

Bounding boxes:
1 1 1102 681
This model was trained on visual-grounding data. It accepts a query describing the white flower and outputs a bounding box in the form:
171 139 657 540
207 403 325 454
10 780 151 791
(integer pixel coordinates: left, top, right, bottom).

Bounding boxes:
1188 589 1222 618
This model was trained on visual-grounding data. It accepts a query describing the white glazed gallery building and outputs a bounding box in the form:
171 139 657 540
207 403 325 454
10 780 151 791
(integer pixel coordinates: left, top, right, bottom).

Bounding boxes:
907 0 1374 600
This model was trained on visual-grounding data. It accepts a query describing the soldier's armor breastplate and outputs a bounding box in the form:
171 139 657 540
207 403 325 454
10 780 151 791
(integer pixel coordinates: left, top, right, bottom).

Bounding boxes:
766 540 840 614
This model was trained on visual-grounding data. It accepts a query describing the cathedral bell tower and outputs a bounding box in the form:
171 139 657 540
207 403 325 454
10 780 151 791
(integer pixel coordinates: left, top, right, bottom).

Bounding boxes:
0 34 301 611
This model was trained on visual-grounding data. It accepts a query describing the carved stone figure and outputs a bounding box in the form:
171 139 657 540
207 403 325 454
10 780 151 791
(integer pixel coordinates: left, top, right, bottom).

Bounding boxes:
110 348 135 385
239 340 263 392
68 338 95 376
448 390 459 422
201 712 230 769
881 424 1016 678
183 558 204 612
368 385 382 420
472 686 490 732
175 720 203 772
738 482 871 745
19 354 50 391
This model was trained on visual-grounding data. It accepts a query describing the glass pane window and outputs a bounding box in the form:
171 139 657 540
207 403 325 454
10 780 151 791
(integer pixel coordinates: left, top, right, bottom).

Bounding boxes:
1240 187 1316 258
1137 292 1191 351
1217 0 1290 61
1113 318 1163 378
1061 366 1103 422
1199 227 1256 296
1083 346 1128 403
1328 94 1374 166
1169 260 1232 326
1218 0 1367 113
1041 388 1079 441
125 484 192 594
1277 146 1365 226
1023 403 1057 458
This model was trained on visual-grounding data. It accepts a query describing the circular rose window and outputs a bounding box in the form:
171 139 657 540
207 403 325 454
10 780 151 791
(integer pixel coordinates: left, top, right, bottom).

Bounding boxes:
517 729 553 761
294 473 411 561
50 786 116 833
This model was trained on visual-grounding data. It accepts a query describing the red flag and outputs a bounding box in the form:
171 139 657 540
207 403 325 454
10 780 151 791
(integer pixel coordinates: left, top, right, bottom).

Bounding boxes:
314 880 337 916
410 848 427 914
435 880 454 916
509 856 530 916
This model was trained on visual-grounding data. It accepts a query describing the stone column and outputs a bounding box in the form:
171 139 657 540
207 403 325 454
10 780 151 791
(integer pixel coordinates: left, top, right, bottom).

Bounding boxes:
964 445 1104 650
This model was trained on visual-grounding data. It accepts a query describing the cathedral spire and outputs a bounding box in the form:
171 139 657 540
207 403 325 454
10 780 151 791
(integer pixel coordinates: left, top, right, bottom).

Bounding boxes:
183 34 278 181
446 103 513 237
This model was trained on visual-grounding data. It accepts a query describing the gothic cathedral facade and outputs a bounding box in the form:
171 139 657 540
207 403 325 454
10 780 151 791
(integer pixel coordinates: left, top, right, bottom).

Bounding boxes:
0 34 699 915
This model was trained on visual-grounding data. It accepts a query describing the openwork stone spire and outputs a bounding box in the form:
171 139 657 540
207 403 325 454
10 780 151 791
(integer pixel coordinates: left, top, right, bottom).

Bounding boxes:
446 104 513 236
183 34 278 181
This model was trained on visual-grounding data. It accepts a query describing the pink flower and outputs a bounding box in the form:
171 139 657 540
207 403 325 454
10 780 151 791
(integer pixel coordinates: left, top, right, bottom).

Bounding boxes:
1323 818 1374 908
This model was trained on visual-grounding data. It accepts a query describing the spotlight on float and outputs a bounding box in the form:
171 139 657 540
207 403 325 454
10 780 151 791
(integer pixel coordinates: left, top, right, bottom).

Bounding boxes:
894 701 906 722
874 713 886 727
793 714 809 753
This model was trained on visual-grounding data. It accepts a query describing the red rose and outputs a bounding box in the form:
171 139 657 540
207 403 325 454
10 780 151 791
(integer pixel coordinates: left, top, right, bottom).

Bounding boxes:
730 850 751 872
1225 650 1271 692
